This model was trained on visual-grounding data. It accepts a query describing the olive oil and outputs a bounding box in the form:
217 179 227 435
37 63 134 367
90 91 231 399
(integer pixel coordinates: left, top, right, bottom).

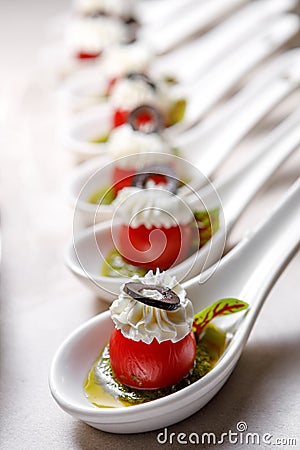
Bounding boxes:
101 249 147 278
88 186 115 205
89 133 109 144
84 324 226 408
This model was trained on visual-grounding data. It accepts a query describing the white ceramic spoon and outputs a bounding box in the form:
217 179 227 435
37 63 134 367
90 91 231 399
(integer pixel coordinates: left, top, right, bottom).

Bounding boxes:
61 19 299 160
139 0 250 55
50 179 300 433
136 0 199 28
45 0 199 43
62 0 296 112
151 0 298 83
43 0 250 79
173 48 300 166
67 51 300 223
167 13 299 134
66 107 300 301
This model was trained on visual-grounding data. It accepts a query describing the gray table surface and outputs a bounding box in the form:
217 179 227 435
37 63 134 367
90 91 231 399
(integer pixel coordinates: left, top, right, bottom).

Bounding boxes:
0 1 299 449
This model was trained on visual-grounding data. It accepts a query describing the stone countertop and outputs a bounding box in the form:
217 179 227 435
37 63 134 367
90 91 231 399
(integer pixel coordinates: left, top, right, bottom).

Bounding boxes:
0 1 299 449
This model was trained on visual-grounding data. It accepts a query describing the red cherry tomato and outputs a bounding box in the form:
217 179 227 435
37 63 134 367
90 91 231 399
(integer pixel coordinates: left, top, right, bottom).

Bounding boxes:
112 167 170 196
109 328 196 389
134 110 154 131
76 51 101 60
112 166 136 196
117 223 192 270
113 109 129 128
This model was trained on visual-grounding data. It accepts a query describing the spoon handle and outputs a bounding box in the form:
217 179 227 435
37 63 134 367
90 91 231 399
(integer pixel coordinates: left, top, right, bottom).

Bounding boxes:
179 50 300 176
187 180 299 315
155 0 298 82
175 14 299 131
217 107 300 229
140 0 249 55
236 179 300 310
136 0 194 27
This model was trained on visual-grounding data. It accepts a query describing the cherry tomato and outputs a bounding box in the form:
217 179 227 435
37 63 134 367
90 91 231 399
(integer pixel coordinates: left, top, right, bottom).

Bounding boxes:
112 166 136 196
112 167 169 196
109 328 196 389
76 51 101 60
113 109 129 128
117 223 192 270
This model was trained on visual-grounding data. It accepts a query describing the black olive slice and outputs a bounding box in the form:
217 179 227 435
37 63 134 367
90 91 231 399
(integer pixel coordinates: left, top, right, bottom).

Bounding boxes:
128 105 163 134
124 282 180 310
124 17 138 25
132 163 179 194
126 72 156 91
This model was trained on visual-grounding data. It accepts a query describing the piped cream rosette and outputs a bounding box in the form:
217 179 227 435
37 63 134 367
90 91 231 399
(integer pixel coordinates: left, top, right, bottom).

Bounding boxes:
110 75 172 116
109 270 194 343
73 0 137 19
112 184 194 229
101 43 153 80
65 16 127 56
108 124 172 168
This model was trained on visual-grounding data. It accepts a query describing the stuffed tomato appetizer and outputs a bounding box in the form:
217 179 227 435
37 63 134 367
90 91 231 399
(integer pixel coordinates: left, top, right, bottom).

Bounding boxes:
102 43 153 96
84 271 247 407
110 72 185 129
109 271 196 389
109 113 172 195
67 0 138 61
65 15 128 61
112 167 194 270
88 117 174 204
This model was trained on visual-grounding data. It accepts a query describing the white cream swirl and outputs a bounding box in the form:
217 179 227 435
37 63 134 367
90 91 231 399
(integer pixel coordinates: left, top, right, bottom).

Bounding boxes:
65 16 126 54
109 124 171 167
110 77 171 113
109 270 194 343
102 43 153 79
73 0 136 18
112 185 194 228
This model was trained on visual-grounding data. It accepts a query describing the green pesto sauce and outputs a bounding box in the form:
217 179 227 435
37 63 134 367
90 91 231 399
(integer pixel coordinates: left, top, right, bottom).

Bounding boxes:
101 249 147 278
164 75 178 85
168 99 187 126
88 185 115 205
89 133 110 144
189 208 220 254
84 324 226 408
89 98 186 145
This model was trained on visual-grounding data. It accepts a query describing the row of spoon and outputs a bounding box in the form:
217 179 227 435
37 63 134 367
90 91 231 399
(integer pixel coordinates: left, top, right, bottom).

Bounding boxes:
49 0 300 434
51 177 300 433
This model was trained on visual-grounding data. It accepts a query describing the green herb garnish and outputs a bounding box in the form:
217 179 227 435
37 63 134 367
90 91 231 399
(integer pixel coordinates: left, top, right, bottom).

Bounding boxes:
169 98 186 125
88 186 115 205
193 298 249 336
194 208 220 247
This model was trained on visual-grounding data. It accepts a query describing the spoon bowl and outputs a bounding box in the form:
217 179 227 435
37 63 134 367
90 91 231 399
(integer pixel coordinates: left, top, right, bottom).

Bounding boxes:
66 106 300 300
67 64 300 224
68 154 224 300
70 153 209 227
50 180 300 433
